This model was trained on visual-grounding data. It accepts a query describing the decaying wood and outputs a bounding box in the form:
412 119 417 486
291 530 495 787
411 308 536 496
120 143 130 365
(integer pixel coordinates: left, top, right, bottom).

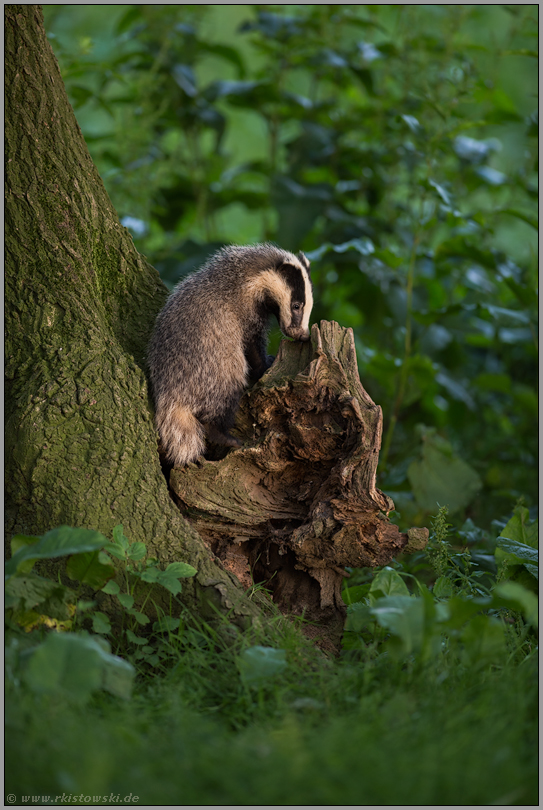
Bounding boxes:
170 321 428 652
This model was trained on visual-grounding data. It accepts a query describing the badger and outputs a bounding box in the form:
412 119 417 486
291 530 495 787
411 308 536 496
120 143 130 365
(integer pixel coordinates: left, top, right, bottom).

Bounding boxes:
147 243 313 467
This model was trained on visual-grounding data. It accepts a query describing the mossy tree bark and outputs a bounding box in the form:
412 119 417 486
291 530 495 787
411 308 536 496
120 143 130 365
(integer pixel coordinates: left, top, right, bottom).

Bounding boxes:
4 4 266 629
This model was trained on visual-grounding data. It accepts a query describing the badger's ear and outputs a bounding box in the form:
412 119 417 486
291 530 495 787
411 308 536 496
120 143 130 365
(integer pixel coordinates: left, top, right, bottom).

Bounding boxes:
297 251 311 273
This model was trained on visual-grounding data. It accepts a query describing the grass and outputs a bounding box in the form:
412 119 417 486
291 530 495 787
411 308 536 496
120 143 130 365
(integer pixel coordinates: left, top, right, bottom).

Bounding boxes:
5 511 538 805
5 621 538 806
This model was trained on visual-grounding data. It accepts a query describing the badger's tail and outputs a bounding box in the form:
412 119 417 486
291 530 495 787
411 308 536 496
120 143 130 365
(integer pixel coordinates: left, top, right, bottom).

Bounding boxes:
155 401 205 467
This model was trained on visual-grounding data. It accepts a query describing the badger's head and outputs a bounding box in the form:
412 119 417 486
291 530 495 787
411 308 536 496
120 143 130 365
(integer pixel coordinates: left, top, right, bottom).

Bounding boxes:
252 251 313 341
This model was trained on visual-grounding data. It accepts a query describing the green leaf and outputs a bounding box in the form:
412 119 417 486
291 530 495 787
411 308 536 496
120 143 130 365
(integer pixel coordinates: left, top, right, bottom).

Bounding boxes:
23 633 133 702
500 506 538 548
139 568 160 584
439 595 490 630
369 567 410 602
496 538 538 564
5 573 67 612
341 584 370 605
10 535 40 573
154 571 184 596
24 633 102 701
105 525 130 560
370 596 437 659
92 612 112 635
408 434 482 514
153 616 181 633
344 602 375 632
492 582 538 628
306 237 375 262
433 576 455 598
101 580 120 595
237 646 288 686
127 609 150 626
66 550 116 589
164 562 198 578
126 629 147 646
5 526 108 578
117 593 135 610
495 207 538 231
112 525 130 549
401 114 424 136
482 304 531 326
103 542 127 560
127 542 147 561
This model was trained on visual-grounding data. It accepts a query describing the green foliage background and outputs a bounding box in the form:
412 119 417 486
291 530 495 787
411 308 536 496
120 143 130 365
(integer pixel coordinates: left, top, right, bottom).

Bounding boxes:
6 8 536 805
43 3 538 530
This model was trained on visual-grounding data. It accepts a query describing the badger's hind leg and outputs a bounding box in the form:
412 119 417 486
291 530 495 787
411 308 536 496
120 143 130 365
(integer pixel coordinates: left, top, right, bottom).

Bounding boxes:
203 422 242 449
155 401 206 467
201 391 244 452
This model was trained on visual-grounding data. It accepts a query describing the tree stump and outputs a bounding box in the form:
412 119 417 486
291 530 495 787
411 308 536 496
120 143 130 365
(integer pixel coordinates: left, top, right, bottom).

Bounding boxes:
170 321 428 652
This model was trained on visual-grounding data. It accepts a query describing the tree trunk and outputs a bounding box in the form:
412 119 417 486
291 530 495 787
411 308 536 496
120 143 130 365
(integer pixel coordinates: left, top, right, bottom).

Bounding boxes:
4 4 266 630
5 6 427 653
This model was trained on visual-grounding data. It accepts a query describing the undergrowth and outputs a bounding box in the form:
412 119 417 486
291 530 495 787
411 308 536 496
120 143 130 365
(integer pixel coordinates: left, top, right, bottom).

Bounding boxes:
4 505 538 805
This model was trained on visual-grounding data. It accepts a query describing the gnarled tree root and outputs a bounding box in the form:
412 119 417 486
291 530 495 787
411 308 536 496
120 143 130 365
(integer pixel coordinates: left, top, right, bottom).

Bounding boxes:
170 321 428 652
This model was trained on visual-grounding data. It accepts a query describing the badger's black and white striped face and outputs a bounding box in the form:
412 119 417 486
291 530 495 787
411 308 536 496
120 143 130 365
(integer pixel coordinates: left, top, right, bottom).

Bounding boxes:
276 252 313 341
250 251 313 341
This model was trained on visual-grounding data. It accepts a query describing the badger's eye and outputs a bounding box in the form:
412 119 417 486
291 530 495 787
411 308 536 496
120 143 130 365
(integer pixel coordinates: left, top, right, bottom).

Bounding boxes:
292 303 301 311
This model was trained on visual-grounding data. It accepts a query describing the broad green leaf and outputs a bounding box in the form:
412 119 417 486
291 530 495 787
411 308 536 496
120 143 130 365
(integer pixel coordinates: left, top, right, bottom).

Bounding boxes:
5 573 67 612
127 542 147 561
140 568 160 584
164 562 198 578
10 535 40 573
112 525 130 549
492 582 538 628
24 633 101 700
342 584 370 605
370 596 433 658
92 612 112 635
499 506 538 548
408 435 482 514
66 550 116 589
237 646 287 686
5 526 108 578
103 542 127 560
117 593 135 609
496 538 538 565
126 608 150 625
482 304 531 326
100 651 135 700
369 567 410 602
101 580 120 595
155 571 184 596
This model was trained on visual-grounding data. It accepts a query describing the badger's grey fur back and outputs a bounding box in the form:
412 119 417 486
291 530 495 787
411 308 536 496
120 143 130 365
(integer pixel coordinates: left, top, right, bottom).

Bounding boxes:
148 243 313 467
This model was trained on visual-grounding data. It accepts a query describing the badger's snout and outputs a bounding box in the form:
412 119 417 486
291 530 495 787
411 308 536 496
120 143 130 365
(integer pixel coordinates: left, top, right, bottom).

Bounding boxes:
283 325 311 342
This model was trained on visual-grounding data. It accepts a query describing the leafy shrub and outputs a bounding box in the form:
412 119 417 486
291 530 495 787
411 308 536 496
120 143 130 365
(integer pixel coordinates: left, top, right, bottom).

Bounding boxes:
5 524 197 700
